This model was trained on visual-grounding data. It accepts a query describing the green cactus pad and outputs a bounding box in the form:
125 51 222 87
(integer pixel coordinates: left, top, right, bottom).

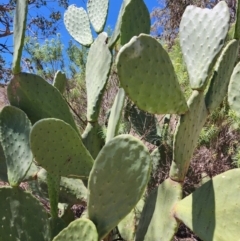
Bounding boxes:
116 34 188 114
120 0 150 45
87 0 109 33
108 0 130 48
206 39 238 112
127 104 161 146
0 186 50 241
228 62 240 117
174 169 240 241
0 106 32 186
235 1 240 39
12 0 28 74
30 118 93 179
86 32 112 121
7 73 78 134
37 168 88 205
179 1 230 90
53 218 98 241
53 71 66 94
64 5 93 46
88 134 151 239
170 91 208 181
136 178 182 241
118 198 144 241
82 122 105 159
0 143 8 182
50 217 66 240
106 88 126 143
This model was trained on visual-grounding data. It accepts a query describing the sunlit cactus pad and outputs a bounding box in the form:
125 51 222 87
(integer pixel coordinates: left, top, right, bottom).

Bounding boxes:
30 118 93 179
228 62 240 117
64 5 93 46
53 218 98 241
117 34 188 114
86 32 112 121
136 178 182 241
180 1 230 90
87 0 109 33
0 106 32 186
0 187 50 241
174 169 240 241
53 70 66 94
206 39 238 112
88 134 151 239
7 73 78 133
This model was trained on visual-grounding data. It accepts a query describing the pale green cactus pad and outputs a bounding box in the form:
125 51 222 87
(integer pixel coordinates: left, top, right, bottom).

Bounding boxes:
120 0 150 45
136 178 182 241
228 62 240 117
30 118 93 179
7 73 78 134
174 169 240 241
53 71 66 94
170 91 208 181
53 218 98 241
117 34 188 114
180 1 230 90
87 0 109 33
0 106 32 186
206 39 239 112
86 32 112 121
88 134 151 239
12 0 28 74
64 5 93 46
106 88 126 143
0 187 50 241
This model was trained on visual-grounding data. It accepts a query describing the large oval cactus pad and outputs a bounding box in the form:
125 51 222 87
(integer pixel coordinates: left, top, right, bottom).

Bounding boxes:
170 91 208 181
7 73 78 134
136 178 182 241
206 40 239 112
88 134 151 239
30 118 93 179
0 187 50 241
117 34 188 114
64 5 93 46
53 218 98 241
87 0 109 33
228 62 240 117
12 0 28 74
86 32 112 121
180 1 230 90
0 106 32 186
174 169 240 241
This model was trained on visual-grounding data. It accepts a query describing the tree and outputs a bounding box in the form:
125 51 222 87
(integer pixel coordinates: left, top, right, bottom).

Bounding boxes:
151 0 237 47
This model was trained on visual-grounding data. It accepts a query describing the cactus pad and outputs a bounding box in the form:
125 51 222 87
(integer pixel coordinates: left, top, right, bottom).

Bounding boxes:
53 218 98 241
174 169 240 241
228 62 240 117
117 34 188 114
87 0 109 33
170 91 208 181
136 178 182 241
30 118 93 179
88 134 151 239
0 106 32 186
120 0 150 45
64 5 93 46
53 71 66 94
180 1 230 90
0 186 50 241
206 39 238 112
0 143 8 182
7 73 78 134
86 32 112 121
106 88 126 143
12 0 28 74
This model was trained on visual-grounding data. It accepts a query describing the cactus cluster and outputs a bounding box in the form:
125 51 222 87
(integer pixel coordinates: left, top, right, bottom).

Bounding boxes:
1 0 240 240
